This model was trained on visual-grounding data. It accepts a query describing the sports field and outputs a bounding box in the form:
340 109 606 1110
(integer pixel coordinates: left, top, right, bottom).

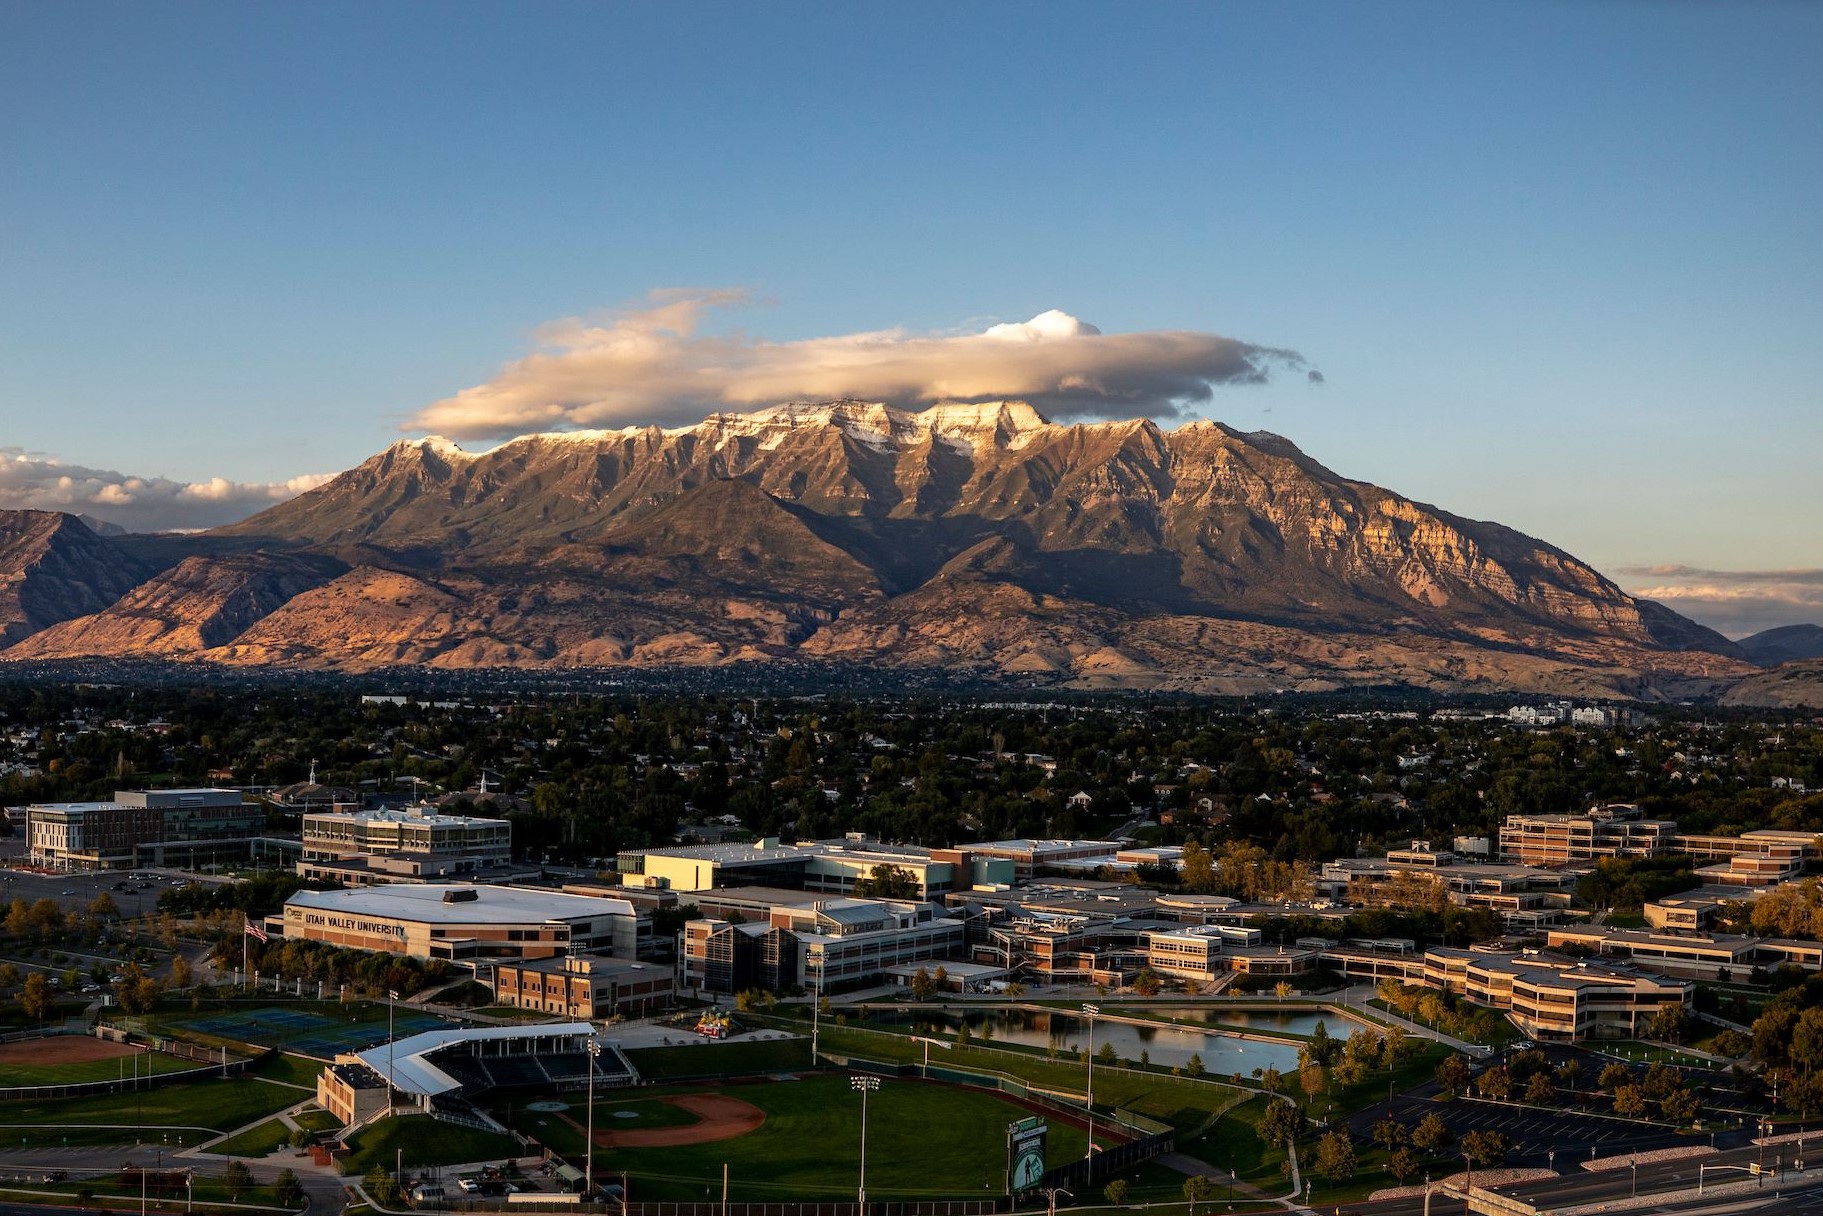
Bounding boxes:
0 1037 199 1087
504 1073 1091 1201
150 1002 457 1059
0 1053 311 1145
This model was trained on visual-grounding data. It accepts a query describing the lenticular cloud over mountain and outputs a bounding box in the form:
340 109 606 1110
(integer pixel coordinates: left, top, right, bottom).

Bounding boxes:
408 291 1308 440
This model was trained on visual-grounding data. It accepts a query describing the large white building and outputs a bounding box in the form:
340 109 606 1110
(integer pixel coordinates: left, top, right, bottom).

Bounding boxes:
275 883 649 962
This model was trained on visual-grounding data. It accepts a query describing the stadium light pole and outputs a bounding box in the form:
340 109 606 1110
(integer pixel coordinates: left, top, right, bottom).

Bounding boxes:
387 989 399 1113
851 1075 879 1211
585 1038 602 1199
1081 1003 1098 1161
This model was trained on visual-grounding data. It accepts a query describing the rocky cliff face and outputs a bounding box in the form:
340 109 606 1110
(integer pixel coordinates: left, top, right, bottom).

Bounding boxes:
0 403 1755 694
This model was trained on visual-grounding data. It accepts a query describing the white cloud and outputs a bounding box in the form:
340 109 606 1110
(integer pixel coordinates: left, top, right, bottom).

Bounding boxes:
409 291 1308 440
1619 565 1823 639
0 450 332 534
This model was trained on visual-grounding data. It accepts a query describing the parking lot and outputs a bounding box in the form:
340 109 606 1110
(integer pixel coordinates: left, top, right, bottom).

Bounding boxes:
1349 1091 1712 1166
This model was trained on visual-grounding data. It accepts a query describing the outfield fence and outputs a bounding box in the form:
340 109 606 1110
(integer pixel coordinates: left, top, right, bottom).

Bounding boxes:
0 1039 263 1101
622 1202 1001 1216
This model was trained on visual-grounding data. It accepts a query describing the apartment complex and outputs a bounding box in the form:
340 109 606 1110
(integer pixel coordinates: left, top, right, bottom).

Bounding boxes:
27 788 263 870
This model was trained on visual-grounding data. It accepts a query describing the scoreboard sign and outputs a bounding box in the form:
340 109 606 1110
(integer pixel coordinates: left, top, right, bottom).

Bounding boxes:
1006 1116 1048 1193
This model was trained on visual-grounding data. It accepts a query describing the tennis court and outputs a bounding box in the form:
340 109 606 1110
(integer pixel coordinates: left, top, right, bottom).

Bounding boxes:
174 1005 458 1058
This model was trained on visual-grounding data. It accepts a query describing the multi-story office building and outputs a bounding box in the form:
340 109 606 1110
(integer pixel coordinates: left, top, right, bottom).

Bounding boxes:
681 896 966 994
27 788 262 870
490 954 673 1018
297 804 515 885
618 837 1012 897
1498 804 1677 866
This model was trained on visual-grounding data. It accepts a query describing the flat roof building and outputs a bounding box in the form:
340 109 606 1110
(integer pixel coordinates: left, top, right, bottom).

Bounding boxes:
298 804 514 886
277 884 647 962
27 788 262 871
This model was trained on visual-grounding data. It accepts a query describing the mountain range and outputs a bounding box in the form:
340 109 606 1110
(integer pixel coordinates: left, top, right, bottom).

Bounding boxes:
0 401 1808 700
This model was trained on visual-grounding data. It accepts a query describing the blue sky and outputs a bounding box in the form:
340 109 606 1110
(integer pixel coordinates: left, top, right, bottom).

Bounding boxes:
2 3 1819 633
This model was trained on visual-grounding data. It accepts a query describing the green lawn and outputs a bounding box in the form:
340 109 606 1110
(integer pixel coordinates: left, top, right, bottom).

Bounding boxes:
342 1115 522 1173
0 1049 202 1088
625 1037 814 1079
212 1118 295 1157
806 1021 1241 1133
0 1071 305 1140
252 1052 325 1088
293 1107 342 1133
543 1074 1091 1201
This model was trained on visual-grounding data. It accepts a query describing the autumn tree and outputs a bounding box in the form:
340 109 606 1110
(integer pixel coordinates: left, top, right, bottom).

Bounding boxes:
1435 1054 1471 1095
20 973 52 1023
1462 1129 1509 1168
1412 1112 1453 1154
1314 1131 1357 1185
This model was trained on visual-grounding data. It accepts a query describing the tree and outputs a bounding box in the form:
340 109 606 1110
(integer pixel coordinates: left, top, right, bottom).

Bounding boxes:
1314 1131 1357 1185
1179 840 1215 892
1555 1059 1584 1090
1462 1129 1509 1168
364 1164 398 1204
1660 1087 1701 1124
1257 1100 1302 1148
1612 1086 1647 1118
1299 1062 1327 1105
1647 1004 1691 1045
1372 1118 1410 1153
1274 980 1294 1000
288 1127 312 1150
1096 1040 1118 1066
1524 1072 1556 1106
1388 1147 1421 1184
1477 1065 1510 1102
1181 1175 1215 1212
1435 1054 1471 1095
1412 1112 1454 1154
909 967 935 1001
853 863 918 899
222 1161 254 1201
273 1169 304 1207
1186 1052 1205 1077
1102 1180 1129 1206
20 973 51 1023
1598 1062 1632 1091
1133 968 1163 997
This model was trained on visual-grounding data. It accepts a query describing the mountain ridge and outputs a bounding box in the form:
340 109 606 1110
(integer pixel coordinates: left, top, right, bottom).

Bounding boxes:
0 402 1762 696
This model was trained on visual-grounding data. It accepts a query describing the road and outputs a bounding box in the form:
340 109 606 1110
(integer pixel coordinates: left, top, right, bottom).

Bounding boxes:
0 1144 348 1215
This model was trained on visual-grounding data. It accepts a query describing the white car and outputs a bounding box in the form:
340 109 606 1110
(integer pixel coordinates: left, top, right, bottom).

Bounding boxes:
457 1180 479 1194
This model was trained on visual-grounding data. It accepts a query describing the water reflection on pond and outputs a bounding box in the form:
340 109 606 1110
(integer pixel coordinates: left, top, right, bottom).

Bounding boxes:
869 1006 1309 1075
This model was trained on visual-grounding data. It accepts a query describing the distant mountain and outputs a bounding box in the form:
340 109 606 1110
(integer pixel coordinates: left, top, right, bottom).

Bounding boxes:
0 402 1760 695
74 513 128 537
0 511 149 646
1737 623 1823 667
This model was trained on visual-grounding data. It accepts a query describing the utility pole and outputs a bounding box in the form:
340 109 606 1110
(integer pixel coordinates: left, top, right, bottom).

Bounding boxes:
387 989 399 1113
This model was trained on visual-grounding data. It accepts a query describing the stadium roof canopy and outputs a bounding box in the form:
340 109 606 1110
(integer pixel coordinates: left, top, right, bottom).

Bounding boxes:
354 1022 597 1097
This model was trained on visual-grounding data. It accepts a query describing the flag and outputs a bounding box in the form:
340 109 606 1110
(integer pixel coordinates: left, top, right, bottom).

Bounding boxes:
244 918 268 943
